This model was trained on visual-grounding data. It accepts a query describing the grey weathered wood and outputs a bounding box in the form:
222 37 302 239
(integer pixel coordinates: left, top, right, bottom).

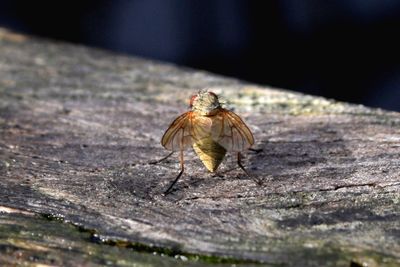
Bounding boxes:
0 28 399 266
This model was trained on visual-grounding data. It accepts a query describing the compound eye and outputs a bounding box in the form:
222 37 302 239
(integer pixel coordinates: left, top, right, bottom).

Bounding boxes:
189 95 197 107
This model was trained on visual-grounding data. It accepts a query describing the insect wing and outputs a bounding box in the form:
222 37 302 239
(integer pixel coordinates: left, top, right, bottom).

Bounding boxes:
161 111 212 151
214 109 254 152
161 112 195 151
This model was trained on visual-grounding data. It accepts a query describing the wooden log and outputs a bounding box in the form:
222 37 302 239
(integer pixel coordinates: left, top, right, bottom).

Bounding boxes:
0 28 399 266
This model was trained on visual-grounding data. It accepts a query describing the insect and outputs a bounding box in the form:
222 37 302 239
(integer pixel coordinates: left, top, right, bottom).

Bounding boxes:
160 90 254 194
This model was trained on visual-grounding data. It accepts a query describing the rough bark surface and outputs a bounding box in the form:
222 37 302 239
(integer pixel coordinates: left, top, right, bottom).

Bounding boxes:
0 28 399 266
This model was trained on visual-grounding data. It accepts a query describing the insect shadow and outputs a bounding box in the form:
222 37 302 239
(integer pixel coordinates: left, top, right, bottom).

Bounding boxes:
246 121 357 189
144 120 357 196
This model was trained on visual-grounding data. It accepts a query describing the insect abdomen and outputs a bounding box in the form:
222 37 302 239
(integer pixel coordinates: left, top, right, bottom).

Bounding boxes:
193 137 226 172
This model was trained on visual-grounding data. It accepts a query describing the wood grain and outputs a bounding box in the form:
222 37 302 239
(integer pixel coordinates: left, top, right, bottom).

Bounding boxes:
0 28 399 266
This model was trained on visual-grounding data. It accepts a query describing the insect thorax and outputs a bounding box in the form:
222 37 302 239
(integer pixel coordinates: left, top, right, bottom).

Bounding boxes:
192 91 221 115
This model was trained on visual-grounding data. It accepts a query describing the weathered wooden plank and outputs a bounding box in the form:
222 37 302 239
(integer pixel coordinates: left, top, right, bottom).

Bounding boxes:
0 28 399 266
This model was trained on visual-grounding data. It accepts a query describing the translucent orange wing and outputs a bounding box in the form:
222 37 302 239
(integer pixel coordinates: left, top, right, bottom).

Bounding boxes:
162 111 212 151
214 109 254 152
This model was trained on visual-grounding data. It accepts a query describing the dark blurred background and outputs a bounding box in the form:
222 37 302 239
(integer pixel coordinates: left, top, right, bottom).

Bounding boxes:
0 0 399 111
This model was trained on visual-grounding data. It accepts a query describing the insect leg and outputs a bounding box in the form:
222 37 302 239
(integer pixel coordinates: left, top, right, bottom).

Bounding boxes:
149 152 174 165
163 149 184 195
249 148 263 154
237 152 250 176
237 152 262 185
